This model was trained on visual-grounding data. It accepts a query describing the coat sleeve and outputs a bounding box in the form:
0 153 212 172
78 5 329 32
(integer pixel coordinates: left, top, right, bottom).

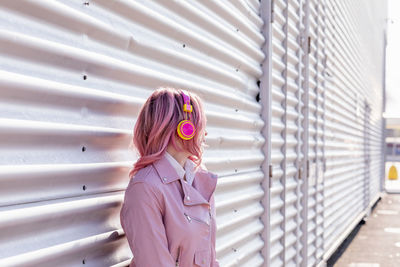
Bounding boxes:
120 181 176 267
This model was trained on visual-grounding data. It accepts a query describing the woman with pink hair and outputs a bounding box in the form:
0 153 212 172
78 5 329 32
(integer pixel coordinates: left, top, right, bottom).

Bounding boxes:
120 87 220 267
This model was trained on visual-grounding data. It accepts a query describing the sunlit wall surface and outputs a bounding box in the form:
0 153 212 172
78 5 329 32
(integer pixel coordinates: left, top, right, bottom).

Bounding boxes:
0 1 387 267
262 0 387 266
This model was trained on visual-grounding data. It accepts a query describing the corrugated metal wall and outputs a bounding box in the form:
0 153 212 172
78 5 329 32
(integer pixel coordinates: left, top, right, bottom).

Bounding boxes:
321 1 387 264
0 0 266 266
0 0 386 267
264 0 386 266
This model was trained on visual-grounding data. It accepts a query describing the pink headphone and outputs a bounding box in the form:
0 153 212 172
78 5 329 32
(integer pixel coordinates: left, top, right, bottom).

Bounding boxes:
177 91 196 140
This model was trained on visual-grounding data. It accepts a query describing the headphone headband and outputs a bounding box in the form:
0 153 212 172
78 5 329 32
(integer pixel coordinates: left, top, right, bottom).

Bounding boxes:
177 90 195 140
182 91 190 105
181 91 193 113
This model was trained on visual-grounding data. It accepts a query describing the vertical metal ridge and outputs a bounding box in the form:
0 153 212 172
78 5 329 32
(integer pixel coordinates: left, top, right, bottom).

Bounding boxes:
300 0 310 265
282 0 289 265
259 0 273 265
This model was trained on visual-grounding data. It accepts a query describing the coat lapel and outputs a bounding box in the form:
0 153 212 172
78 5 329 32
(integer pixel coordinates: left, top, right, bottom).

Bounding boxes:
191 169 218 203
153 154 218 206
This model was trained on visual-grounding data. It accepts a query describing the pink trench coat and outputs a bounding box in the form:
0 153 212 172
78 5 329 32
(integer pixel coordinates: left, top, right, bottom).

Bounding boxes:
120 154 220 267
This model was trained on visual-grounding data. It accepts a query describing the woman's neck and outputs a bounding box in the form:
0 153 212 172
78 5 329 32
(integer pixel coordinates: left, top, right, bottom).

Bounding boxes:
166 144 190 168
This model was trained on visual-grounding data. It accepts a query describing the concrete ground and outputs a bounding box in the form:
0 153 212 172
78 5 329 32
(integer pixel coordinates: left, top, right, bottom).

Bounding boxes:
333 193 400 267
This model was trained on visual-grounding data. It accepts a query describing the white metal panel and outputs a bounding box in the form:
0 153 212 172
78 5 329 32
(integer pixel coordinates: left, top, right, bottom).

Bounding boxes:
0 0 266 266
363 0 387 206
259 1 273 266
285 1 305 266
269 0 306 266
304 0 326 266
269 0 288 265
324 0 360 252
321 0 386 261
267 0 385 266
314 0 327 263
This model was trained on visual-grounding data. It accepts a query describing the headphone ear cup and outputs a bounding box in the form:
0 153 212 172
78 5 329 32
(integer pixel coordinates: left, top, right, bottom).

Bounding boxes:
177 120 196 140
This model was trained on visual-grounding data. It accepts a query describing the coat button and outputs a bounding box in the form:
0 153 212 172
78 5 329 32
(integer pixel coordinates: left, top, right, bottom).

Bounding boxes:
186 196 190 200
163 177 167 181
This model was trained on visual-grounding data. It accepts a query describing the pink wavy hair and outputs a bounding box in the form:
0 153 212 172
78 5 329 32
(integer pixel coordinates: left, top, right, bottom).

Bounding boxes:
129 87 207 178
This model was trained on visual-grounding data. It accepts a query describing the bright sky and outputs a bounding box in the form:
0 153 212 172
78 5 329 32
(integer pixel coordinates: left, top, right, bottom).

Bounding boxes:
386 0 400 117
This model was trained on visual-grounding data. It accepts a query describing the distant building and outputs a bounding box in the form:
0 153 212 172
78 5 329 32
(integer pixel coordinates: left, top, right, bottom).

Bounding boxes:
385 117 400 161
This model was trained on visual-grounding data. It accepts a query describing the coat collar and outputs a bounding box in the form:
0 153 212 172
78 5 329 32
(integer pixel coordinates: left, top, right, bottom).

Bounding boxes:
152 153 218 205
153 153 182 184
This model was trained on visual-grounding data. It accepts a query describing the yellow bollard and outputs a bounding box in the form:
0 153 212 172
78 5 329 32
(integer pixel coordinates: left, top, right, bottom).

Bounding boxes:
389 165 398 180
